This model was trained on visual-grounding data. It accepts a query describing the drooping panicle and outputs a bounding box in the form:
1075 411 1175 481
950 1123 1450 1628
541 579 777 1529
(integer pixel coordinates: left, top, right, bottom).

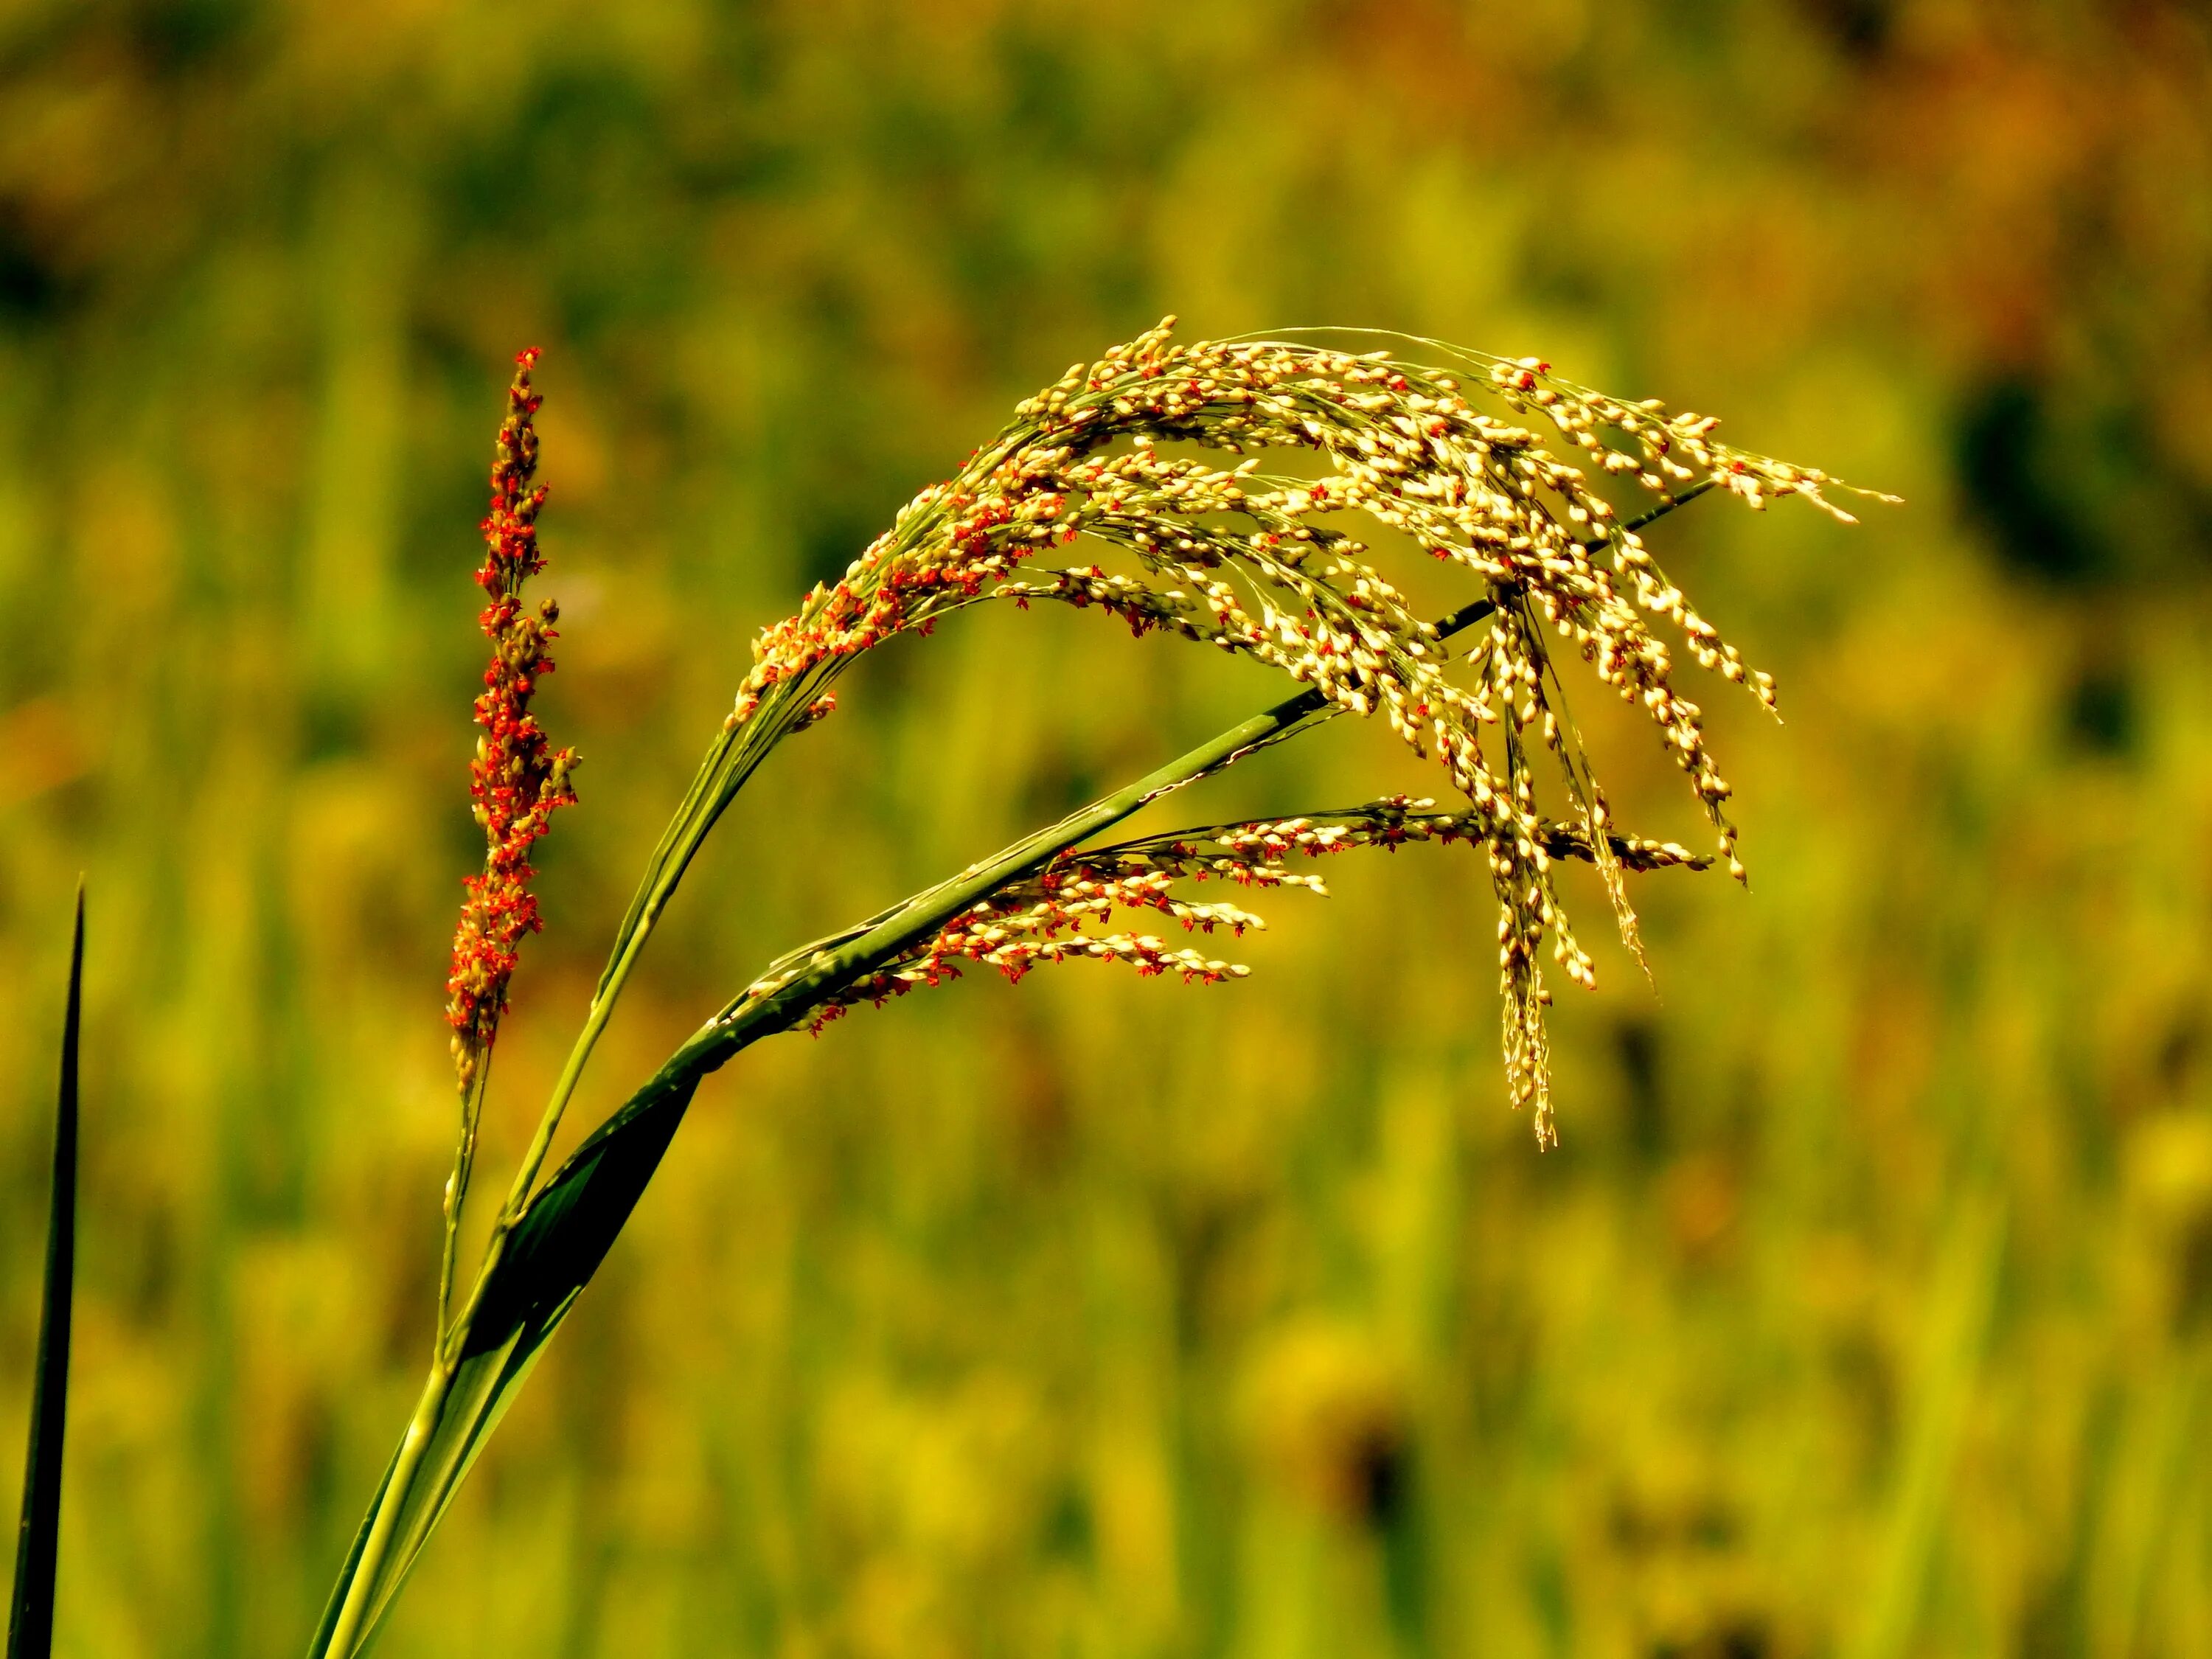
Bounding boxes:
445 348 580 1084
716 321 1882 1140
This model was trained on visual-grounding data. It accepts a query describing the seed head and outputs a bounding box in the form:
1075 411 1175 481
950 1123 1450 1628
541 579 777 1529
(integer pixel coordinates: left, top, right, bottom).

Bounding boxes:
445 349 581 1085
726 322 1883 1140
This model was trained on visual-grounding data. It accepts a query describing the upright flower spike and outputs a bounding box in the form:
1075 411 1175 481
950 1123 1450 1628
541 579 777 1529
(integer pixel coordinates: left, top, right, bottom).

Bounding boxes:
445 348 580 1085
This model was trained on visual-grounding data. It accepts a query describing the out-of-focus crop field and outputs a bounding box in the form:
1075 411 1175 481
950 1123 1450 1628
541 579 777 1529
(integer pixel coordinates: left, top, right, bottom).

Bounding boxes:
3 4 2210 1655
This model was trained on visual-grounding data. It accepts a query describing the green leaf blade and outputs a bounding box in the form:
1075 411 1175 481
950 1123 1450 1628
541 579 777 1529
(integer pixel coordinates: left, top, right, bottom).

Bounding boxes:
8 886 83 1659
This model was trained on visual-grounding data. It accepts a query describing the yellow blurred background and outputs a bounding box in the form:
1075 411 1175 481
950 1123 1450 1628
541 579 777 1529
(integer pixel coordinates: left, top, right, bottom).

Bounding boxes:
3 2 2211 1655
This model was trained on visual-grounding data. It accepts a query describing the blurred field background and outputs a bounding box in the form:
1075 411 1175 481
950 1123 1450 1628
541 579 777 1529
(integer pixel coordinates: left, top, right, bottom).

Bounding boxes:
3 1 2211 1655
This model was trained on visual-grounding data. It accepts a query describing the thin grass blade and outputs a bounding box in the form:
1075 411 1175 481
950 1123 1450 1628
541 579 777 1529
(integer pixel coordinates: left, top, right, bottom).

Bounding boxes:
7 886 83 1659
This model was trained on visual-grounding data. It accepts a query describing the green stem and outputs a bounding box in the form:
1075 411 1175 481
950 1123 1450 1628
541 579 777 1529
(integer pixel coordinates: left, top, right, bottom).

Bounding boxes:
493 478 1707 1236
319 1363 453 1659
319 473 1715 1655
311 592 1495 1654
520 483 1718 1182
476 672 823 1260
571 594 1508 1148
431 798 713 1371
435 1063 491 1344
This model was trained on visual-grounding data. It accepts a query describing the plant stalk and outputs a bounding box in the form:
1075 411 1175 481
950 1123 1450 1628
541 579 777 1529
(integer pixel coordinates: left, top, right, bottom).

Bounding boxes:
319 473 1712 1655
318 1362 453 1659
594 591 1512 1134
488 664 846 1236
434 1062 492 1343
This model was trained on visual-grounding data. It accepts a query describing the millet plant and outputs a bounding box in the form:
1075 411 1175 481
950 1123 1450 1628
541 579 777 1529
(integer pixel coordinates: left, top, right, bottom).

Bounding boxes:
7 321 1885 1659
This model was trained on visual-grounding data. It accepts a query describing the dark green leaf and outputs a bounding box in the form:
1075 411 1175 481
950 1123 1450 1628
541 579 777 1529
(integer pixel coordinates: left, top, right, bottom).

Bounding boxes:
7 886 83 1659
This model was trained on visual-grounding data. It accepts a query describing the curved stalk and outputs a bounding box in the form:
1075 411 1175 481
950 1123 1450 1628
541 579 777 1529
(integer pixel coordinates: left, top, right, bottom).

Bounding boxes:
313 476 1724 1655
307 607 1478 1657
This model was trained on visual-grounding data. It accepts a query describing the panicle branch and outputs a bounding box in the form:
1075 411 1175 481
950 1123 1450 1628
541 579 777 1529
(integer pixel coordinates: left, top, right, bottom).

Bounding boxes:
736 795 1710 1047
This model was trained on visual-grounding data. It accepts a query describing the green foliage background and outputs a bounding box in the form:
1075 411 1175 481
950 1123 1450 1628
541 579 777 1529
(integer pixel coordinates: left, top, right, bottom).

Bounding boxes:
3 1 2211 1654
